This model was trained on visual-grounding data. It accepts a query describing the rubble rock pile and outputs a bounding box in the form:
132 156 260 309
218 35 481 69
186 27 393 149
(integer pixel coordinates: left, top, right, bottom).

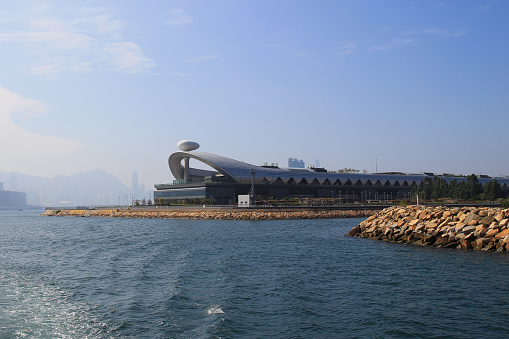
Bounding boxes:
42 208 376 220
347 205 509 252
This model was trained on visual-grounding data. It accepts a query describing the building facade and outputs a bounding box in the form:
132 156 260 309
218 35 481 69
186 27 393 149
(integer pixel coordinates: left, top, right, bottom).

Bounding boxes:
288 157 305 168
154 147 509 204
0 183 26 209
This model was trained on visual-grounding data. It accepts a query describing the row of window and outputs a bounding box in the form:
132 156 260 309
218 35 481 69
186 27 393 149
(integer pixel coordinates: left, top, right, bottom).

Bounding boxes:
258 177 421 187
154 188 206 198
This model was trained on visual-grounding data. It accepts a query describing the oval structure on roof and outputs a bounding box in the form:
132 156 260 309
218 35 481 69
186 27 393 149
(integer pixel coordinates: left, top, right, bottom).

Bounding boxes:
177 140 200 151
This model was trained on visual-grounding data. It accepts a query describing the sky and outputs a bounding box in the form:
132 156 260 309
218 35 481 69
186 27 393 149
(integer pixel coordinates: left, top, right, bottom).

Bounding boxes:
1 0 508 188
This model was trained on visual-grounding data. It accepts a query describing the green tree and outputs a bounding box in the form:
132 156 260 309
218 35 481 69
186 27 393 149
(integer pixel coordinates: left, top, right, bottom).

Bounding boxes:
483 180 502 200
447 179 458 198
465 174 482 199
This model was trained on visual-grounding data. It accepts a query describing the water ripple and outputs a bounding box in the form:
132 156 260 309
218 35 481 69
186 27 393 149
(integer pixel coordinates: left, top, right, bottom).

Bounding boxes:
1 211 509 337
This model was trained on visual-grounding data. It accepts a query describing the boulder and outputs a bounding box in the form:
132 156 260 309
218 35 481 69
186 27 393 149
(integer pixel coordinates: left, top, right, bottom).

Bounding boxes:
443 241 459 249
482 244 495 251
426 222 438 230
423 234 436 245
467 219 478 226
418 210 429 219
438 217 452 228
462 226 477 235
456 233 466 240
495 229 509 240
415 223 426 232
479 215 495 226
486 229 499 238
494 213 505 222
460 239 471 250
434 237 449 247
454 223 467 232
348 226 361 236
409 219 420 226
474 238 485 250
464 212 478 224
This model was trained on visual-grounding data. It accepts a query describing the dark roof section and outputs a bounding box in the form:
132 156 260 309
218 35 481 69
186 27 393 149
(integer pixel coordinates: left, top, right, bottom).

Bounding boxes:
167 151 509 188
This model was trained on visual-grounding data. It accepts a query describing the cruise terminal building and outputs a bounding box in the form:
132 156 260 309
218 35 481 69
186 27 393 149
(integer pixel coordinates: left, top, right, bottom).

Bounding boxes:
154 141 509 204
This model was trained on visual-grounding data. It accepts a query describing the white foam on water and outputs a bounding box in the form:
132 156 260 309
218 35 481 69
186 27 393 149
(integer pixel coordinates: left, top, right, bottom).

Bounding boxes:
207 305 224 315
0 269 114 338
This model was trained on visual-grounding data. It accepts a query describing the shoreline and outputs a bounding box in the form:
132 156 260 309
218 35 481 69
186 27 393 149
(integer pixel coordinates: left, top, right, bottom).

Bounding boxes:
41 207 378 220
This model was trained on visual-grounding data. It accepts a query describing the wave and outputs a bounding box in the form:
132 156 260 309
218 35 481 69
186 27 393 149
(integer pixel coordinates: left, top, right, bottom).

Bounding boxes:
0 268 116 338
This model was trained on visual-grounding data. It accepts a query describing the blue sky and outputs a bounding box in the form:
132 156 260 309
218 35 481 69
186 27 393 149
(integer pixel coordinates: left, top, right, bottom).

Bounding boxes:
1 0 508 188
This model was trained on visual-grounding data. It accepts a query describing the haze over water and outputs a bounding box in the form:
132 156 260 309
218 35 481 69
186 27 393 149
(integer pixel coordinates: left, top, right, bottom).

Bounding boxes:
1 211 509 338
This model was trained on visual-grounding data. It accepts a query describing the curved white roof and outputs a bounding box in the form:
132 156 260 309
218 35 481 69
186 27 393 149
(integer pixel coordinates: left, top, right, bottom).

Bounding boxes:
167 150 509 189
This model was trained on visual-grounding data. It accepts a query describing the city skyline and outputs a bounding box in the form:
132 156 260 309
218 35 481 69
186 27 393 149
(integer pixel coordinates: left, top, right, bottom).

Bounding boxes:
1 1 508 188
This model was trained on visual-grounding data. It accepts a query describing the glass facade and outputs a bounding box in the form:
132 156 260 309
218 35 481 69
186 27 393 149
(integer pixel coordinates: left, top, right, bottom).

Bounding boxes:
159 151 509 198
154 188 206 199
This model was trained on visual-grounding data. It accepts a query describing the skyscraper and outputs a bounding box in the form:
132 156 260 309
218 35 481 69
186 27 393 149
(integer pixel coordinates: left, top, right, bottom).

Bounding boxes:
288 157 305 168
9 173 18 191
132 171 139 197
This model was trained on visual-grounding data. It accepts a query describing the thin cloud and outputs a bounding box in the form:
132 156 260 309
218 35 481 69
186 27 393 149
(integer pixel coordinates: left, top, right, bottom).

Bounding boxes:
476 5 492 12
262 42 290 49
423 28 467 37
403 28 468 38
0 30 154 75
165 9 193 26
328 27 465 56
184 54 218 63
293 51 322 58
72 7 123 35
0 86 84 159
169 71 193 77
0 6 154 75
106 41 155 72
332 42 359 56
368 38 418 52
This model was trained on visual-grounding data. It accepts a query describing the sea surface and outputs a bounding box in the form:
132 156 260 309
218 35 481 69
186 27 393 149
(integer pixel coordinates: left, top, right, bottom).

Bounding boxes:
1 210 509 338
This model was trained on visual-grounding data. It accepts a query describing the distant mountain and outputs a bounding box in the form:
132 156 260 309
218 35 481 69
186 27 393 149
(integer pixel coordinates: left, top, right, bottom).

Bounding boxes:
0 169 141 206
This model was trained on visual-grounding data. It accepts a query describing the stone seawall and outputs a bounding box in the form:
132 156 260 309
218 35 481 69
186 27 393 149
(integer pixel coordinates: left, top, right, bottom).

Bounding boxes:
41 208 377 220
347 205 509 252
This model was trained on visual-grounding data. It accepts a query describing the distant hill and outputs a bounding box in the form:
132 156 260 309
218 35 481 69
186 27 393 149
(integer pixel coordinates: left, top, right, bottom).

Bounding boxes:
0 169 140 206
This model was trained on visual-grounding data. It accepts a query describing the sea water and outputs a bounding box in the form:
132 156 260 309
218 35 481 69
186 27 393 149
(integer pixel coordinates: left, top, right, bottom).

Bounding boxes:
1 210 509 338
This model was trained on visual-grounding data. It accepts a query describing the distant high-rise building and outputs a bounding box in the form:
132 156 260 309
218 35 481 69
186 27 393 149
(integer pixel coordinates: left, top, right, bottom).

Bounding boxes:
9 173 18 191
288 157 305 168
132 171 139 197
0 182 26 209
314 159 320 168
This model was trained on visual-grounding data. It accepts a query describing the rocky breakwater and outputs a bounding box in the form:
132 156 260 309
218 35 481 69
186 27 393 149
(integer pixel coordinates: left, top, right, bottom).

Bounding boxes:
347 205 509 252
42 208 377 220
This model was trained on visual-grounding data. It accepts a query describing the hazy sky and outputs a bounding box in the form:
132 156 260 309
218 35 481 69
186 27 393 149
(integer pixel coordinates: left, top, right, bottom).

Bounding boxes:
1 0 508 188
